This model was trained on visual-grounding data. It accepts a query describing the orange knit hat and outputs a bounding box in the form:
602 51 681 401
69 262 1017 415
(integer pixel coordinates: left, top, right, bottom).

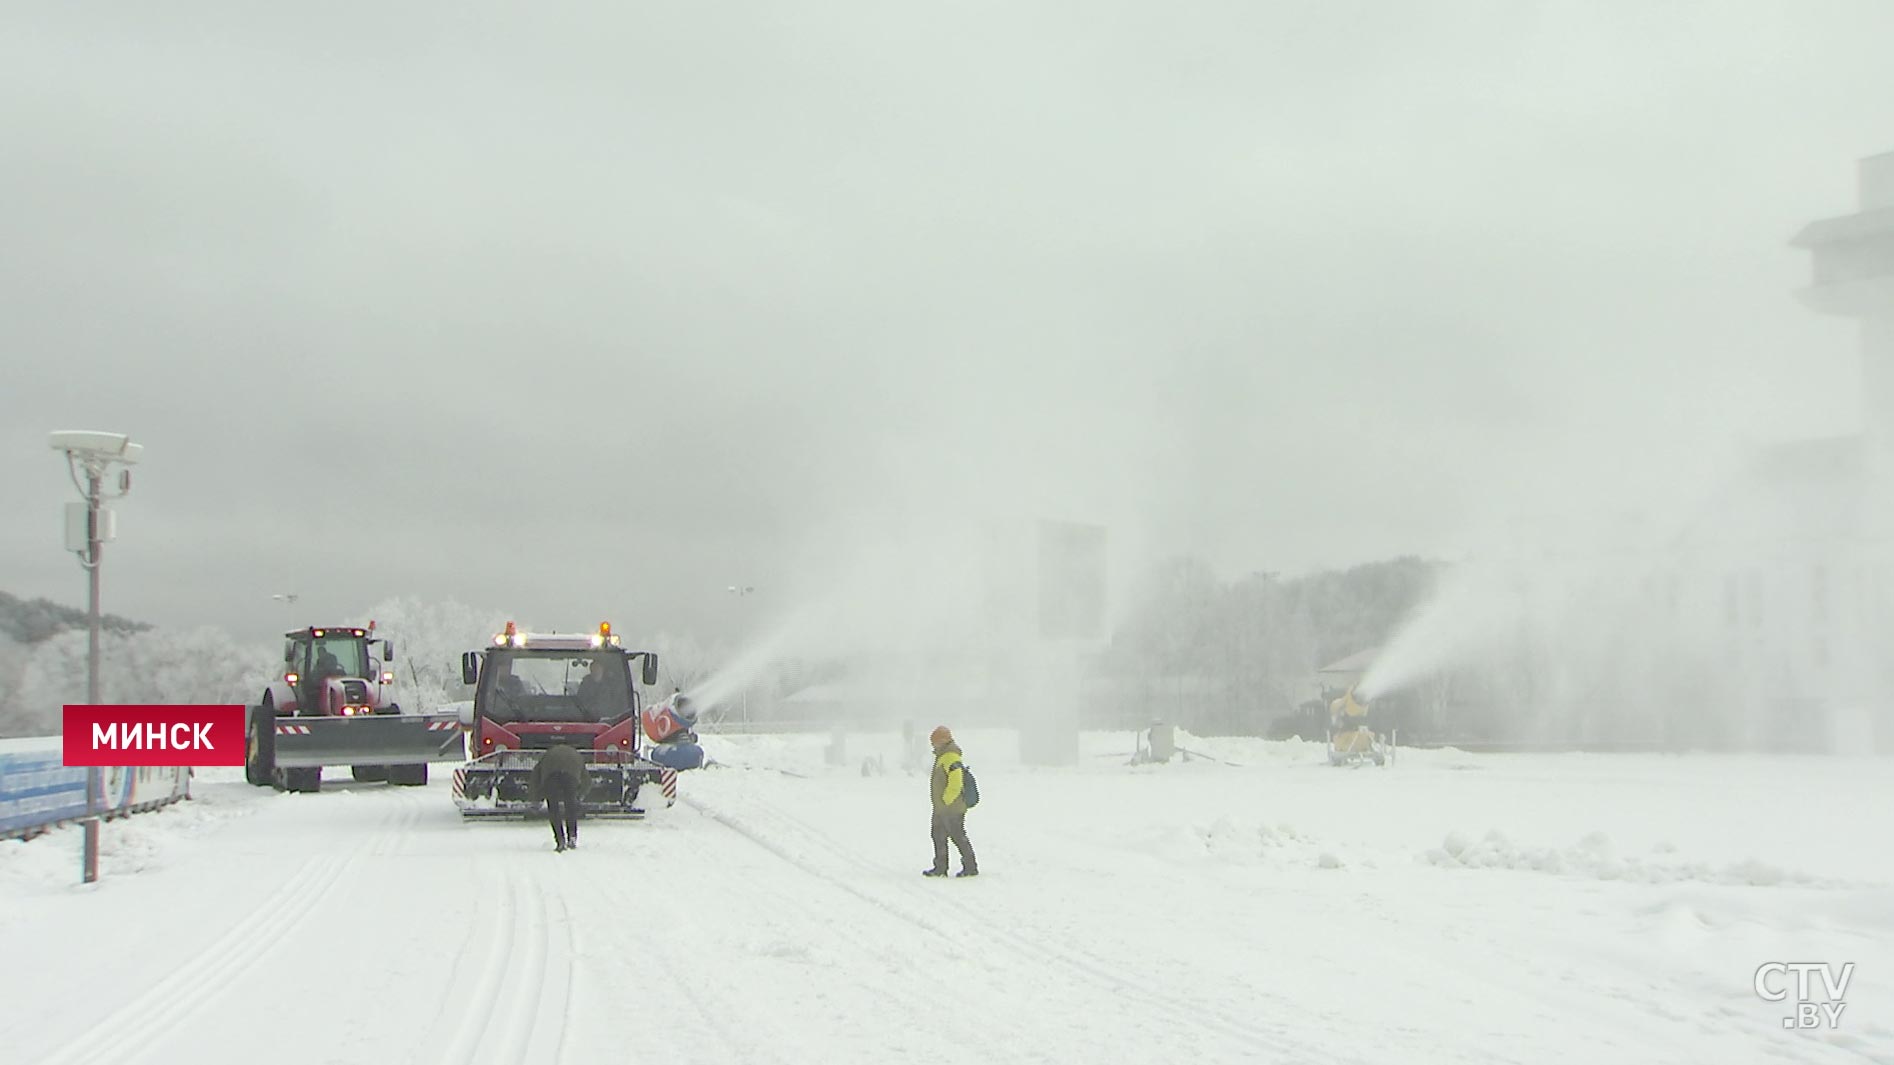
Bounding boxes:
929 725 953 747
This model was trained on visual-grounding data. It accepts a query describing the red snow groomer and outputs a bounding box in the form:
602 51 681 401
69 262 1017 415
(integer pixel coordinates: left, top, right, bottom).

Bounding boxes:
245 624 465 793
451 622 677 818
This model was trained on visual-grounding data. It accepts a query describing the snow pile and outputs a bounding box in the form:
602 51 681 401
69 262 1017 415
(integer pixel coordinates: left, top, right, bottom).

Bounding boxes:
1424 828 1832 887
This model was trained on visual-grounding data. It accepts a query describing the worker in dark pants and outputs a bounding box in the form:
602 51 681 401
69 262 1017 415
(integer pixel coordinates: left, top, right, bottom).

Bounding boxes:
923 726 978 878
531 743 587 852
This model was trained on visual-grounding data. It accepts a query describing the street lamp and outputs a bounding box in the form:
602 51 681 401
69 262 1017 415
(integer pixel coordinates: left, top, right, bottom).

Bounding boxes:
272 594 300 631
48 430 142 705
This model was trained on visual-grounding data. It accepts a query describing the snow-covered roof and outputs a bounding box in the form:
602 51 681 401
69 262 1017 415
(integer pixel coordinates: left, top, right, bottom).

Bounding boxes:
1790 205 1894 249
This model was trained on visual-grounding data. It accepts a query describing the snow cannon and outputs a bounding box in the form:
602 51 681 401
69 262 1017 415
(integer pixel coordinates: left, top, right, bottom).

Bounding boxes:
641 692 706 771
1325 685 1388 767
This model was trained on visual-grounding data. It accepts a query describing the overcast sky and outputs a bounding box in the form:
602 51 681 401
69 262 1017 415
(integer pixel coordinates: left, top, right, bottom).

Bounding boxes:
3 1 1892 644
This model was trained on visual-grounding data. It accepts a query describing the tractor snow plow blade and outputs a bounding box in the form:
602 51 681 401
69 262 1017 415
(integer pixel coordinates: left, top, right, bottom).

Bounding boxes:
452 749 676 819
271 713 465 769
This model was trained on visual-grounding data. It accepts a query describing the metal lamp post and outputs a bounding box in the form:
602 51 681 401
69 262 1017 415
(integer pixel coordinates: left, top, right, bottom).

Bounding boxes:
49 431 142 706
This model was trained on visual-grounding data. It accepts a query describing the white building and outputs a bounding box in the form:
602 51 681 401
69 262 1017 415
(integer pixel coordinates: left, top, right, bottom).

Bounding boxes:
1771 151 1894 751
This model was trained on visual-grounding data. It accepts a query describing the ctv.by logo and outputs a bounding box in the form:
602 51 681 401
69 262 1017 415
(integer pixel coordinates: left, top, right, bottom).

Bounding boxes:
1754 962 1853 1029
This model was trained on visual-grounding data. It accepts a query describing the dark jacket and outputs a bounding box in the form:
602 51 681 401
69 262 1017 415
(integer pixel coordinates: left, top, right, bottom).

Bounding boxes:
576 674 627 720
930 742 966 813
530 744 589 802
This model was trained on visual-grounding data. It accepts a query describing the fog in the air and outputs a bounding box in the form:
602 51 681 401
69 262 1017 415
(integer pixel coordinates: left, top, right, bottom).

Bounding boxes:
2 1 1890 674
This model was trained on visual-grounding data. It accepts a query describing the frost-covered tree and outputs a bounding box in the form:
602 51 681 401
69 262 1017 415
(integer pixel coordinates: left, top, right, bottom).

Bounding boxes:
0 591 145 644
643 630 718 695
353 597 514 713
5 627 274 737
0 632 32 735
1100 555 1442 736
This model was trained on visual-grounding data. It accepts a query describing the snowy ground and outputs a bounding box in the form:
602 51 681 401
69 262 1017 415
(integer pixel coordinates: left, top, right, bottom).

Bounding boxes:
1 730 1889 1065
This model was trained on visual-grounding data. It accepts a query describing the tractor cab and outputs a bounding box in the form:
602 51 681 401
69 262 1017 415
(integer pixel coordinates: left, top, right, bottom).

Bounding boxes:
476 648 634 725
279 626 396 715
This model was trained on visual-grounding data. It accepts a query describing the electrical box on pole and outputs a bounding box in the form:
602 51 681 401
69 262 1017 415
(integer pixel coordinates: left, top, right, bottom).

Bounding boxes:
62 504 116 552
64 502 88 552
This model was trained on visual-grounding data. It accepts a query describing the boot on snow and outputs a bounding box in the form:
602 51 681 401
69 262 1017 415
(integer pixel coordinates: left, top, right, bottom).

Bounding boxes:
955 868 979 878
921 867 948 877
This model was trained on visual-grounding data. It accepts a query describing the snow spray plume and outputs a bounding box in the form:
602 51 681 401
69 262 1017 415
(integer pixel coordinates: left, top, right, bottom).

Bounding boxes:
1349 441 1838 746
684 519 1009 726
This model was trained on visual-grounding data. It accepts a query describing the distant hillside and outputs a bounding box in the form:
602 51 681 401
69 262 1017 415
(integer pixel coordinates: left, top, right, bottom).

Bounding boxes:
0 591 149 644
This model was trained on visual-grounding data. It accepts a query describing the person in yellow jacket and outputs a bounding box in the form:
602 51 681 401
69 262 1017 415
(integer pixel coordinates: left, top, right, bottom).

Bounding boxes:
923 725 978 878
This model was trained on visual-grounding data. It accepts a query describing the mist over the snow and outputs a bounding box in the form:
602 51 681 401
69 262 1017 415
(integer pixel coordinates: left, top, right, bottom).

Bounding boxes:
9 14 1894 1065
3 4 1893 752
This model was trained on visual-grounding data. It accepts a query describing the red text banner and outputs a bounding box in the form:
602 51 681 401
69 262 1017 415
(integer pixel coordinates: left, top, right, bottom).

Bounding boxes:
63 705 247 767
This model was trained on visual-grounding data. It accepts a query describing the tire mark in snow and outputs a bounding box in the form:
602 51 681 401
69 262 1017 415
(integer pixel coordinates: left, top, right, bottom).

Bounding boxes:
549 887 575 1065
682 796 956 941
435 859 572 1065
688 793 1354 1064
369 785 427 857
435 857 518 1065
764 799 1301 1039
567 849 788 1065
730 835 940 1059
37 795 419 1065
410 873 492 1062
498 862 552 1065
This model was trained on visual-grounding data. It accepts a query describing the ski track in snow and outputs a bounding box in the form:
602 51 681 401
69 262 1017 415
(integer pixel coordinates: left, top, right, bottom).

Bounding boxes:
35 789 425 1065
668 797 1066 1063
565 841 792 1065
683 792 1350 1063
4 741 1891 1065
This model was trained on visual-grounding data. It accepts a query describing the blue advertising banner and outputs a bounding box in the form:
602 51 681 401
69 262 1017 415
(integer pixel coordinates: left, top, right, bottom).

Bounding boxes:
0 744 89 837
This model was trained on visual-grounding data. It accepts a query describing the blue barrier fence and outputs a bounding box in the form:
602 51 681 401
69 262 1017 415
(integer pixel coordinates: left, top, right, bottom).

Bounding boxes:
0 741 89 836
0 737 192 841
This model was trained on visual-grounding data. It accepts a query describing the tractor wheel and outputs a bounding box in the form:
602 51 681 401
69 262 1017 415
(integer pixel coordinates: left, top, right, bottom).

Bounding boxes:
245 703 276 787
387 764 428 787
351 765 388 783
285 767 321 793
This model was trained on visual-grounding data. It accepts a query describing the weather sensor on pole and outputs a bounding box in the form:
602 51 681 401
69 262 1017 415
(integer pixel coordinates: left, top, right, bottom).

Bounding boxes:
48 430 143 705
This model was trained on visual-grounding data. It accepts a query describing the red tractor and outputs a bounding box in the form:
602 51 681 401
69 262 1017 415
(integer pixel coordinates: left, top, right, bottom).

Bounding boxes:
245 624 463 793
